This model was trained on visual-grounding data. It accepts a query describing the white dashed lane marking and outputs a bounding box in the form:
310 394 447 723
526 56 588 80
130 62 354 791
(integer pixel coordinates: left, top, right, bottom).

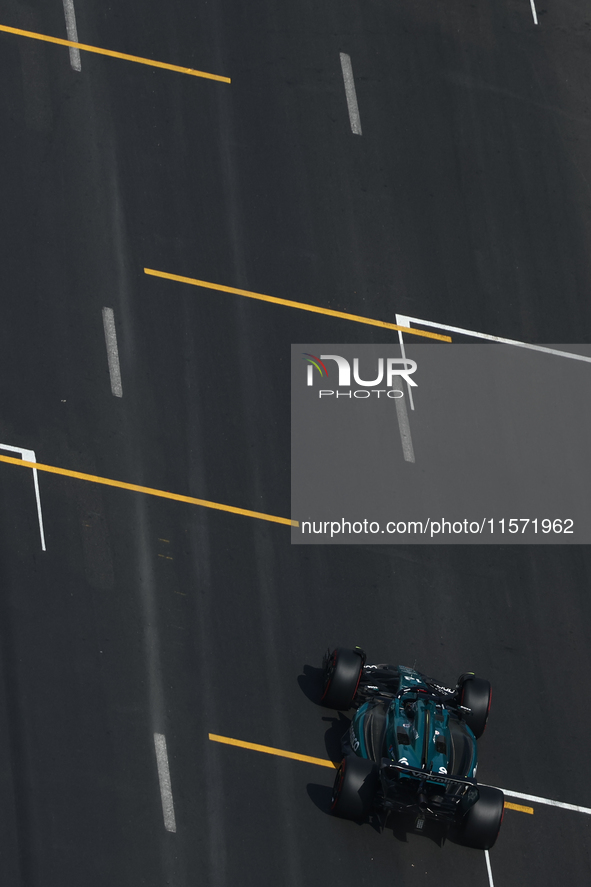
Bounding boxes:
530 0 539 25
62 0 81 71
340 53 362 135
154 733 177 833
395 393 415 463
102 307 123 397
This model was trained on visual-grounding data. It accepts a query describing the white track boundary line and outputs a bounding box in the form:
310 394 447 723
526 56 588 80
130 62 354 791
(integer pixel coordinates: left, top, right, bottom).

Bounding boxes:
396 314 591 364
485 850 495 886
0 444 46 550
484 784 591 815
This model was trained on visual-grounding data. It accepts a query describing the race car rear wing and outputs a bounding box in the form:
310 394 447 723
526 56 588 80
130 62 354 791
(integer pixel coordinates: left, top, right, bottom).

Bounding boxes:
380 760 477 789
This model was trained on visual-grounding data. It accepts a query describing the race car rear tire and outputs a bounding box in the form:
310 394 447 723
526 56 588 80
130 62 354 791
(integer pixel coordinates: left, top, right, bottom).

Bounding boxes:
331 754 378 820
321 648 364 710
458 675 492 739
458 786 504 849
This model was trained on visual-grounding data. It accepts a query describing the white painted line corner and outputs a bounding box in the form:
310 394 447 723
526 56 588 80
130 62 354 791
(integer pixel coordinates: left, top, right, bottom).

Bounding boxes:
154 733 177 832
339 53 362 135
395 313 591 364
396 325 415 411
102 308 123 397
0 444 46 550
62 0 82 71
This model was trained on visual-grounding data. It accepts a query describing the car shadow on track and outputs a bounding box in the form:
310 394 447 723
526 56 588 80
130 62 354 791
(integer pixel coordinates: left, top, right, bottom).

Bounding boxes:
321 712 351 762
384 813 446 847
297 664 353 761
306 777 446 847
297 664 324 705
305 775 446 847
306 782 334 813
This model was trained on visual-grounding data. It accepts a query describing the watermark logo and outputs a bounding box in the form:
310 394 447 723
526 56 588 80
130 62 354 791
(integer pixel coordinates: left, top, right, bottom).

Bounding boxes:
302 353 329 384
304 353 417 399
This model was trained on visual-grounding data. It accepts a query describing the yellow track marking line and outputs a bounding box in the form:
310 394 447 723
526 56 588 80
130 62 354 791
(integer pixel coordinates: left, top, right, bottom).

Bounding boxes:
208 733 337 768
209 734 536 814
0 23 230 83
504 802 534 815
0 454 296 527
143 268 453 341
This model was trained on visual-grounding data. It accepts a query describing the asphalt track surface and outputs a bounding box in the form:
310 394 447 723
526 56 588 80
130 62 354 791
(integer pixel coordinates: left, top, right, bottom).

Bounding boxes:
0 1 590 885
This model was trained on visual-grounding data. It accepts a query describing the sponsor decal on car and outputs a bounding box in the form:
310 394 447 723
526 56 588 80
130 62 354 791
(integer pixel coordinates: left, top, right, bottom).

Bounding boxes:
349 724 360 752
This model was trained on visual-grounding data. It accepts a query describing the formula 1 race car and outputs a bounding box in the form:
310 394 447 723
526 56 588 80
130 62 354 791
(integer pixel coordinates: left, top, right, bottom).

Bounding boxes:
320 647 504 850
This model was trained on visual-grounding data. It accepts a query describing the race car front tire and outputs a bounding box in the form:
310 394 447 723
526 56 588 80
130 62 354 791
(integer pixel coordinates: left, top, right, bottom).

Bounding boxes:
458 675 492 739
321 647 364 710
331 754 378 820
458 786 504 849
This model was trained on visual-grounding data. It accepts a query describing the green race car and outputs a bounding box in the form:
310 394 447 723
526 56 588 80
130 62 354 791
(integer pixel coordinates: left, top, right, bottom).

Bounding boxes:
321 647 504 850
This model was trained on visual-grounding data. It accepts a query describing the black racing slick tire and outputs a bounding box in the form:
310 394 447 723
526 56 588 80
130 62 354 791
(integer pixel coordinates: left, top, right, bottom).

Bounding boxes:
459 786 504 849
331 755 378 820
458 675 492 739
321 648 364 710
